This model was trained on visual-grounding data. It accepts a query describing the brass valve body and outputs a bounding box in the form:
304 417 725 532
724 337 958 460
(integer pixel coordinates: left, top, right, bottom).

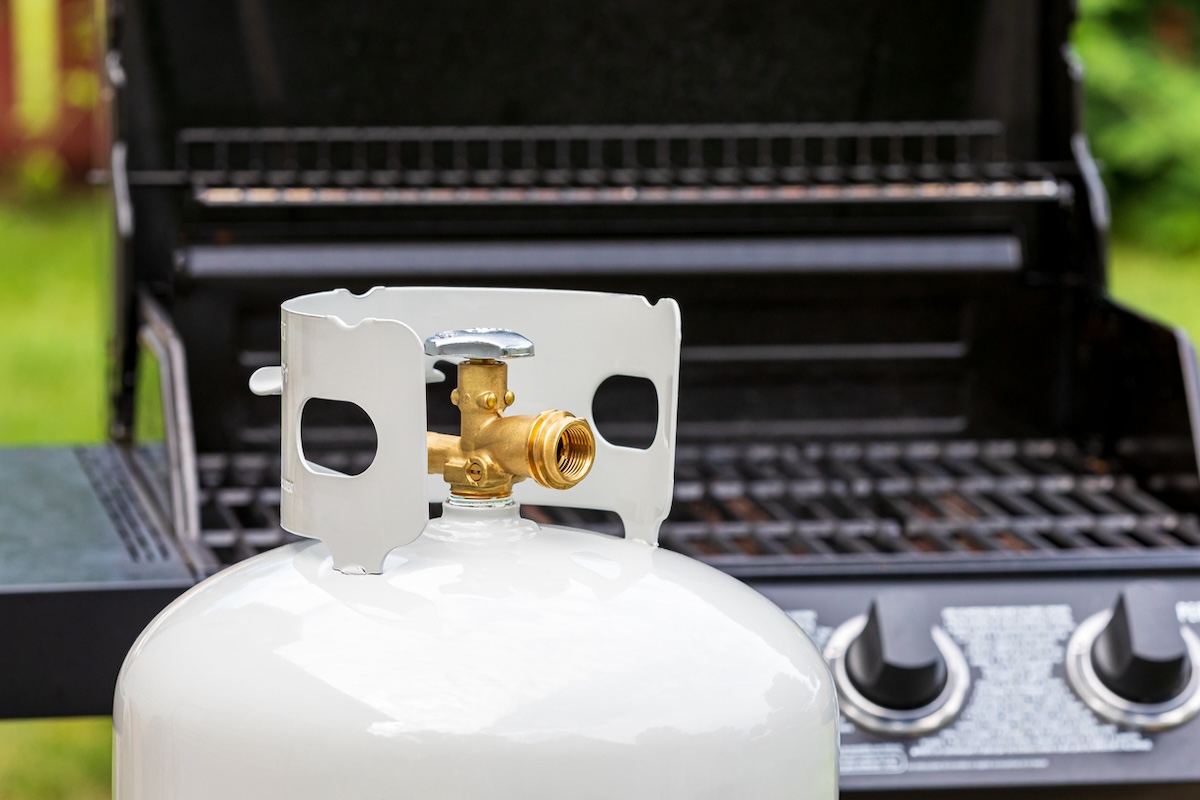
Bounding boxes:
427 359 595 498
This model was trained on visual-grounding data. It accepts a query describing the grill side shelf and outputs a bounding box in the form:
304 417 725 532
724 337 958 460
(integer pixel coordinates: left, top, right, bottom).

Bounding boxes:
75 446 173 564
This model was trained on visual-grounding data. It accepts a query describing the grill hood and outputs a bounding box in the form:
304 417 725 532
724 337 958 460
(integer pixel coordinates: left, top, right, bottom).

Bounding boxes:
102 0 1197 515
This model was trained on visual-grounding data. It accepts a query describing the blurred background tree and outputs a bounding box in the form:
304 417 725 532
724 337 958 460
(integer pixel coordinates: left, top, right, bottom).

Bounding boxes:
1076 0 1200 252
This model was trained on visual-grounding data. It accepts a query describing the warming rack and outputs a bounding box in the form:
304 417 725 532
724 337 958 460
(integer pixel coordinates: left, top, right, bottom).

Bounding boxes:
114 120 1074 206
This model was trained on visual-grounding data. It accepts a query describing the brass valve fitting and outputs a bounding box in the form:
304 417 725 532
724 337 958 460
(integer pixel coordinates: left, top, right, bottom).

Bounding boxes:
424 331 595 499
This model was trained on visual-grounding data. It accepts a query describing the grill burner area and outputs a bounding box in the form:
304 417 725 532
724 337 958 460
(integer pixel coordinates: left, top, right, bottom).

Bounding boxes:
197 438 1200 577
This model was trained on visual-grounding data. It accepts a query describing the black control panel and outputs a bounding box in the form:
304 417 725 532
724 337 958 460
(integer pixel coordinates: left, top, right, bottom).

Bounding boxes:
751 576 1200 799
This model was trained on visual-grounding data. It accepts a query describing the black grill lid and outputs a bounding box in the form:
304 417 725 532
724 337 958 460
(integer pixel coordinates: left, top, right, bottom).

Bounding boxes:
117 0 1063 160
109 0 1094 276
108 0 1093 282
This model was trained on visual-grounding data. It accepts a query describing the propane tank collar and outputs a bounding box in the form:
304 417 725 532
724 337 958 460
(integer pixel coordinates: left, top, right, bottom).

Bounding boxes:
445 493 517 510
425 496 538 542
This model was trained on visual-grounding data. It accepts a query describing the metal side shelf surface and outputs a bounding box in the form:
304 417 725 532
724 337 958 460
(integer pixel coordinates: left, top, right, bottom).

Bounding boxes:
0 446 193 718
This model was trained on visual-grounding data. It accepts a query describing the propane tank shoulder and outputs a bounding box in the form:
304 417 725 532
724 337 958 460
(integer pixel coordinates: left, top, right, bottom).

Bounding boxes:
424 330 596 499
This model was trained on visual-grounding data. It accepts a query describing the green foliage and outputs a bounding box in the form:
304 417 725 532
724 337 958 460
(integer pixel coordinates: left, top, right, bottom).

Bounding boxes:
1076 0 1200 252
12 150 68 201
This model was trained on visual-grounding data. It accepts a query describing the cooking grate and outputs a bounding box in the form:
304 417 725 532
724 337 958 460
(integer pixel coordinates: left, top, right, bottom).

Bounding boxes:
195 439 1200 577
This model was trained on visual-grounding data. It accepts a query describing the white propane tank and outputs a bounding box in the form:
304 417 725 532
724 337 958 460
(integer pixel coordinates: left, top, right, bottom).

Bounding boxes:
113 287 839 800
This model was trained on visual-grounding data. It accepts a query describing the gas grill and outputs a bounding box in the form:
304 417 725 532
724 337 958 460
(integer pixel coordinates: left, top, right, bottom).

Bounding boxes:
3 0 1200 797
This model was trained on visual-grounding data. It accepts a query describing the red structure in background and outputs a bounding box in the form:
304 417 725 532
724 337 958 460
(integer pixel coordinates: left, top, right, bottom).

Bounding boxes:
0 10 13 144
0 0 102 183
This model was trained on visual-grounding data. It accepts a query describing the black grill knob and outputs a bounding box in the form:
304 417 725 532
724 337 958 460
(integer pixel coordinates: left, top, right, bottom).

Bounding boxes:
1091 581 1192 704
845 589 948 710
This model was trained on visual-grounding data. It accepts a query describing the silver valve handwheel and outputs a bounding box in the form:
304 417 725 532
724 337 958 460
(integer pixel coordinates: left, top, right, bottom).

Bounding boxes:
424 328 535 360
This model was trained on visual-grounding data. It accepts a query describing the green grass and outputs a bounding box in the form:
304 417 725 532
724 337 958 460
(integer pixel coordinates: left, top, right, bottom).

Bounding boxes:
1110 240 1200 343
0 194 109 444
0 195 1199 799
0 193 112 800
0 720 110 800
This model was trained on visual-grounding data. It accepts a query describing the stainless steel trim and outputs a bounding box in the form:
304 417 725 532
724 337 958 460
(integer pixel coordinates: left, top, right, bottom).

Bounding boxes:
182 236 1023 279
104 50 126 88
1065 610 1200 730
682 342 968 363
176 120 1008 143
192 180 1063 208
138 294 202 550
1174 327 1200 489
111 141 134 238
824 614 971 736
